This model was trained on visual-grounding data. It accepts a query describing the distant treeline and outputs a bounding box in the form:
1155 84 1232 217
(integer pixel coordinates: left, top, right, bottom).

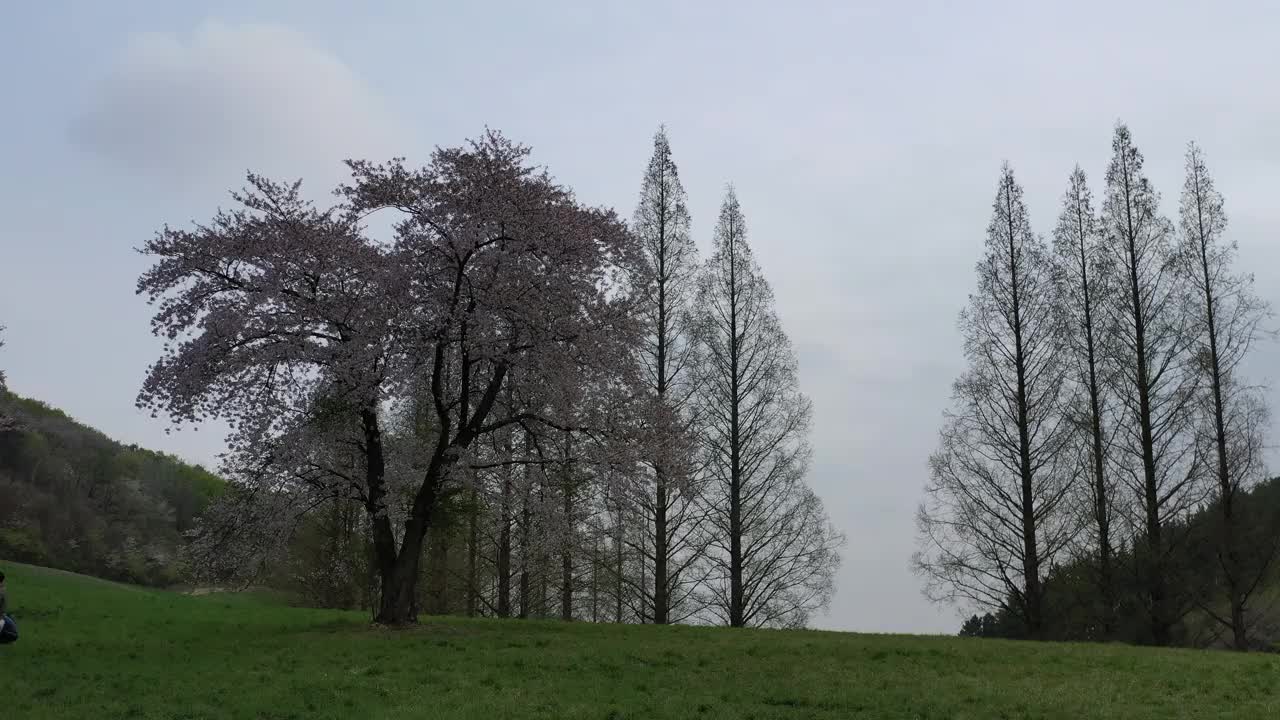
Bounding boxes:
0 389 223 586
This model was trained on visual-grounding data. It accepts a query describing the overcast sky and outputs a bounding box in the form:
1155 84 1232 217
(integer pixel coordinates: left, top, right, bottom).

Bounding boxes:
3 1 1280 634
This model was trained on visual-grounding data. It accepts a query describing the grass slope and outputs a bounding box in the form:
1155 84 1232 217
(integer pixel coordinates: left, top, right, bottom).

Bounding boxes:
1 563 1278 719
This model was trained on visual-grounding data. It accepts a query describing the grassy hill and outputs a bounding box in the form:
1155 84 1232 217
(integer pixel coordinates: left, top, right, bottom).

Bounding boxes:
2 563 1279 719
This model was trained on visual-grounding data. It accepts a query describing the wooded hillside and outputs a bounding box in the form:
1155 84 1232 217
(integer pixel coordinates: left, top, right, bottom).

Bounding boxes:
0 389 223 586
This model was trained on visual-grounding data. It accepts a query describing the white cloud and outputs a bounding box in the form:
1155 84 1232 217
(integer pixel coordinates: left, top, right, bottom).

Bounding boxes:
70 21 405 191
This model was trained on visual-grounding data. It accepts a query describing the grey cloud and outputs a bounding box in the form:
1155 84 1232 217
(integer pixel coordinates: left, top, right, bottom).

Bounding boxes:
69 21 406 192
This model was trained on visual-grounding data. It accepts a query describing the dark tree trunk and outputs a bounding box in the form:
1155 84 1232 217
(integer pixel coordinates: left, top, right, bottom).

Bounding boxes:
1073 204 1115 639
560 433 574 622
1193 184 1248 651
362 343 506 625
467 488 479 617
560 550 573 621
1120 173 1170 647
375 522 427 625
639 525 648 622
537 573 547 619
519 488 531 619
591 533 600 623
497 463 513 618
654 468 669 625
518 563 530 619
615 505 625 623
422 515 451 616
362 407 424 626
727 229 744 629
1004 188 1043 638
653 212 671 625
1230 587 1248 651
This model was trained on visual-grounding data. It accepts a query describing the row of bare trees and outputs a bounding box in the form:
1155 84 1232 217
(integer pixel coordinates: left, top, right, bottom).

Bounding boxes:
627 130 842 628
916 124 1275 649
136 128 841 628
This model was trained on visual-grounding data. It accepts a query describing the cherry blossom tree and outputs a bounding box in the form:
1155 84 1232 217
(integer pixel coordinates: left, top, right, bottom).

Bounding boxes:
137 173 402 591
139 131 647 625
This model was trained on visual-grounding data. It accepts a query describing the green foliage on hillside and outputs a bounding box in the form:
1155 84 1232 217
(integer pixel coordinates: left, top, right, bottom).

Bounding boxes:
0 390 223 586
2 562 1278 719
959 477 1280 649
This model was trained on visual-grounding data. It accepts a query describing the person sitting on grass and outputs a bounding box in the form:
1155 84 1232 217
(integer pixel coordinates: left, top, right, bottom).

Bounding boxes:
0 569 17 644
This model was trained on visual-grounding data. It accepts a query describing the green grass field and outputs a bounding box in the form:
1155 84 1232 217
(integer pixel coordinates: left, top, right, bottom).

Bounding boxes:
2 562 1278 719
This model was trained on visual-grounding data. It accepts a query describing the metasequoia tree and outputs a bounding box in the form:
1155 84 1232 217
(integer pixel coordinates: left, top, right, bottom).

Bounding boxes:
138 132 645 624
1176 142 1274 650
915 166 1074 637
1099 124 1200 646
1051 167 1120 637
629 127 708 624
695 187 841 628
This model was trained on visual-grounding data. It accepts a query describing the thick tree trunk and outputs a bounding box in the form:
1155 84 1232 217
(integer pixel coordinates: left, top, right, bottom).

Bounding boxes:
375 524 427 625
362 406 422 626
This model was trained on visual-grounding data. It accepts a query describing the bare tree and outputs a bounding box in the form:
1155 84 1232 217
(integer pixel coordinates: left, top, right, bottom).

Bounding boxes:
1176 142 1275 650
695 187 842 628
915 165 1075 638
1099 124 1200 646
1051 166 1121 637
629 127 709 624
